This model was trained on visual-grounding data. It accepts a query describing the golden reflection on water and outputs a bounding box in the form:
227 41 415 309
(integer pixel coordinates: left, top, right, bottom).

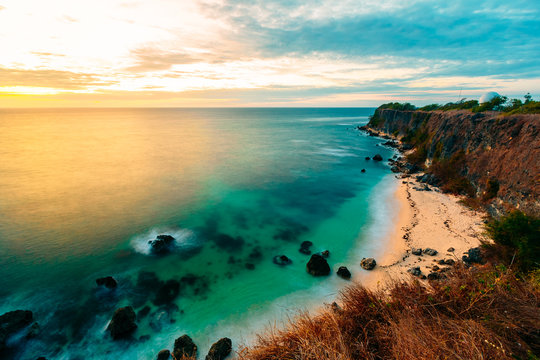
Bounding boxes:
0 109 236 258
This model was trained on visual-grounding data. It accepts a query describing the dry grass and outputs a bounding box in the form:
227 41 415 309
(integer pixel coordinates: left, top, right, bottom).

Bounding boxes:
239 263 540 360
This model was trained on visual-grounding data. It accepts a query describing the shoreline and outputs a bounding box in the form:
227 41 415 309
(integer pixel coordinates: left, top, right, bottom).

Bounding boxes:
356 175 485 290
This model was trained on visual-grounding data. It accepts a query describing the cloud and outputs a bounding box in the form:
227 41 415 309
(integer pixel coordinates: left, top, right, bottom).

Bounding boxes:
0 67 114 89
0 5 5 11
126 48 203 72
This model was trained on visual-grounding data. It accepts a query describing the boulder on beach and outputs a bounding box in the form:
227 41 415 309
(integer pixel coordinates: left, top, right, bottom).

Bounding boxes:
173 334 197 359
206 337 232 360
157 349 170 360
107 306 137 340
273 255 292 266
411 248 422 256
423 248 438 256
148 234 176 255
408 267 422 277
360 258 376 270
336 266 351 279
96 276 118 289
372 154 383 161
0 310 33 351
306 254 331 276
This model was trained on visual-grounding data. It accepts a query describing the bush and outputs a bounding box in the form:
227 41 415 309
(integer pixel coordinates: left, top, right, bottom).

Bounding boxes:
482 178 500 201
485 211 540 271
429 150 475 196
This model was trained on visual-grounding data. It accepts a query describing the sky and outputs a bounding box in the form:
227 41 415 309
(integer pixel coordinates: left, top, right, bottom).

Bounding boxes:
0 0 539 107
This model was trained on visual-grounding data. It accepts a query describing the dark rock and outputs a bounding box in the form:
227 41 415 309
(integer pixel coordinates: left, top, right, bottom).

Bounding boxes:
391 166 400 173
107 306 137 340
300 240 313 248
245 263 255 270
432 265 440 271
462 247 483 264
361 169 366 173
321 250 330 258
427 272 441 280
139 335 151 342
373 154 383 161
96 276 118 289
137 306 151 320
336 266 351 279
214 233 244 251
365 157 371 160
306 254 331 276
360 257 376 270
411 248 422 256
173 334 197 359
438 259 446 265
148 234 176 255
423 248 438 256
206 337 232 360
444 259 455 265
0 310 33 351
273 255 292 266
447 247 455 252
408 267 422 277
157 349 171 360
153 280 180 306
299 241 313 255
26 322 40 339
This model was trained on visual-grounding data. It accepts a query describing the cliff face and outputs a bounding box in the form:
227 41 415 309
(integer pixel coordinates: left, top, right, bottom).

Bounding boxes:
368 109 540 215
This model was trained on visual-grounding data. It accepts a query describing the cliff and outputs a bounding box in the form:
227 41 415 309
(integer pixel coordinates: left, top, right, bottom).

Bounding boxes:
367 109 540 215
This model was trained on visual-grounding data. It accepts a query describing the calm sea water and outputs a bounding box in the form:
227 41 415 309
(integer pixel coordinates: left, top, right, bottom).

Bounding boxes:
0 108 398 359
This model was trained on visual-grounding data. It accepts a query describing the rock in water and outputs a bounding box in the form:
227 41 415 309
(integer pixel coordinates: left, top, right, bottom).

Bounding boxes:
96 276 118 289
0 310 33 351
360 258 376 270
157 349 171 360
153 280 180 306
148 234 176 255
336 266 351 279
107 306 137 340
273 255 292 266
299 241 313 255
306 254 330 276
206 337 232 360
173 334 197 358
373 154 383 161
320 250 330 258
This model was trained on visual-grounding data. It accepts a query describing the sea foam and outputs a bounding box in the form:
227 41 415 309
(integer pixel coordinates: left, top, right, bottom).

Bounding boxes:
130 227 198 255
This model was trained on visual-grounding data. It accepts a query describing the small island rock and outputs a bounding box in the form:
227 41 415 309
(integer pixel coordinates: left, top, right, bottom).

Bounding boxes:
373 154 383 161
273 255 292 266
157 349 171 360
306 254 331 276
173 334 197 358
96 276 118 289
336 266 351 279
108 306 137 340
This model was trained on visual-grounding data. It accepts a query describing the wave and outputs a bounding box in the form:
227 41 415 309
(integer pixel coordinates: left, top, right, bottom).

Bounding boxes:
130 227 198 255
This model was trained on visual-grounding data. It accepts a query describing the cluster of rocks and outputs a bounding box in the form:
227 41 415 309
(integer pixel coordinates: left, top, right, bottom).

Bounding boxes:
157 334 232 360
388 158 422 175
299 241 313 255
411 247 438 256
0 310 35 352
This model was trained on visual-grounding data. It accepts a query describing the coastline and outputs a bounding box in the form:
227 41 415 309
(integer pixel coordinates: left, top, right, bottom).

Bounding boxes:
356 175 485 290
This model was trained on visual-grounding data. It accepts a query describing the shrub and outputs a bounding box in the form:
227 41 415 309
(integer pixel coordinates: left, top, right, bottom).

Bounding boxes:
482 178 500 201
485 211 540 271
429 150 475 196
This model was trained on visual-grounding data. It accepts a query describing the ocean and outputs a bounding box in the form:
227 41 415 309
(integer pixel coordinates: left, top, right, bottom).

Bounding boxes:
0 108 399 359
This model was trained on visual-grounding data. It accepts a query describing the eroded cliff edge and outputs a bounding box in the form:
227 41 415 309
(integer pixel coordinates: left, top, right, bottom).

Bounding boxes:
365 109 539 216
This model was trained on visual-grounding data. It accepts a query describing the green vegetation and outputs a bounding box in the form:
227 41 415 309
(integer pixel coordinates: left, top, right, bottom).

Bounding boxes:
485 211 540 271
429 150 475 197
401 123 431 166
374 94 539 114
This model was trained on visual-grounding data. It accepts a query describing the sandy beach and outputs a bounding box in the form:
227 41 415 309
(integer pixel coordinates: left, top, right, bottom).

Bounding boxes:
355 175 486 289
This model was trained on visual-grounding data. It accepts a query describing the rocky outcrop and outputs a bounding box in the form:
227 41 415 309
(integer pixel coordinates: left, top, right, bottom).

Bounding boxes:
173 334 197 359
336 266 351 279
148 234 176 255
206 337 232 360
96 276 118 289
366 109 540 215
157 349 171 360
108 306 137 340
306 254 331 276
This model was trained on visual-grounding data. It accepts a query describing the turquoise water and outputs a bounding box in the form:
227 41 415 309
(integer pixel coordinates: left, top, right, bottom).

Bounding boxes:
0 108 398 359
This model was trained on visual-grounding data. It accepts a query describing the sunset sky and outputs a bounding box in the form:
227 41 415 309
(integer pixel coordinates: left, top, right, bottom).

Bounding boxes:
0 0 539 107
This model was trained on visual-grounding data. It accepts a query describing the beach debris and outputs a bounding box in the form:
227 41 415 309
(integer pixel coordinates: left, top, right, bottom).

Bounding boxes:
206 337 232 360
173 334 197 359
148 234 176 255
337 266 352 279
411 248 422 256
307 254 331 276
273 255 292 266
96 276 118 289
372 154 383 161
299 241 313 255
157 349 171 360
423 248 438 256
107 306 137 340
462 247 483 264
360 257 377 270
447 247 455 252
